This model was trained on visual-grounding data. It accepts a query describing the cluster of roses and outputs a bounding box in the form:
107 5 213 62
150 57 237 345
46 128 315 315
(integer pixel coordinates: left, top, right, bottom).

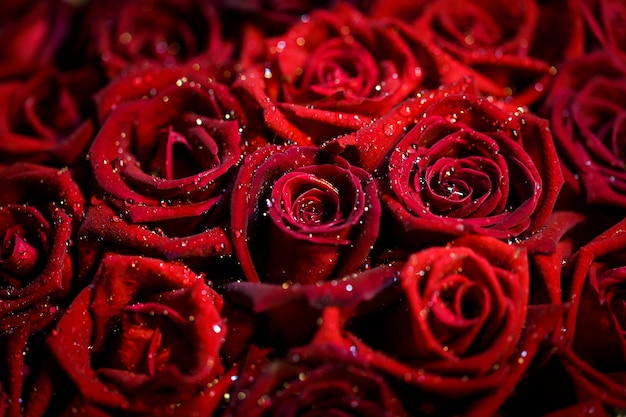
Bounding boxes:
1 0 625 416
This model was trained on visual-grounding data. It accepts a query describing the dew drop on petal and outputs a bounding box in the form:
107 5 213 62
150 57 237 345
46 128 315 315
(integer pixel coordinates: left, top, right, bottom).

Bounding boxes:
383 124 396 136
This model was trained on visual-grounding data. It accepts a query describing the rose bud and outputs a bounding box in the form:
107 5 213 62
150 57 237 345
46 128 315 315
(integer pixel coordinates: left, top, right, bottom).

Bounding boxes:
0 0 75 81
541 51 626 209
81 0 231 79
558 217 626 409
47 254 229 415
231 145 381 285
0 68 100 167
223 342 407 417
232 3 433 146
0 163 84 332
345 235 564 415
396 0 584 107
79 80 243 275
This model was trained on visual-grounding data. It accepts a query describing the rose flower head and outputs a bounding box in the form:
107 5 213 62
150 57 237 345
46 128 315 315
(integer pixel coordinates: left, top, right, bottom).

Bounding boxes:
0 163 84 333
398 0 584 107
345 235 563 415
47 254 228 415
82 0 231 79
326 89 562 245
559 217 626 409
231 145 381 285
80 79 243 275
233 3 433 146
541 51 626 209
223 343 407 417
0 68 99 167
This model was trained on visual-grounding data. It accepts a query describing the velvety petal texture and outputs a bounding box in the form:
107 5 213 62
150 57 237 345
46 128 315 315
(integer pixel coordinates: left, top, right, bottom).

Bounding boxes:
0 0 75 80
560 218 626 409
345 236 563 415
0 68 99 166
224 265 400 348
578 0 626 57
231 145 381 284
224 343 408 417
0 163 84 330
402 0 584 106
232 3 430 145
81 80 243 269
82 0 231 79
0 1 616 416
330 91 562 242
46 254 227 415
542 51 626 208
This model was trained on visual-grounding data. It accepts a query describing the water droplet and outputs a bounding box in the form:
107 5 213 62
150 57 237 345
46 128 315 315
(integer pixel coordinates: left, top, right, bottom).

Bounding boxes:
383 124 396 136
257 395 272 407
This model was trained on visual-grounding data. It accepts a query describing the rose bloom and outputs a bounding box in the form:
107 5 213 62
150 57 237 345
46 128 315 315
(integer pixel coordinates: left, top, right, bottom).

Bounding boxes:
396 0 584 107
222 343 407 417
79 80 243 275
232 3 432 146
577 0 626 56
541 51 626 208
0 163 84 331
230 145 381 285
81 0 231 79
327 89 562 244
345 235 563 415
0 0 76 81
558 217 626 409
0 163 84 417
46 254 229 415
0 68 100 167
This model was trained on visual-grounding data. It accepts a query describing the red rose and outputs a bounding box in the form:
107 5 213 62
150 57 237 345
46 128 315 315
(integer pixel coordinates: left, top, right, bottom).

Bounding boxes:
47 254 229 415
542 51 626 208
328 91 562 243
345 235 564 415
0 68 99 167
0 163 84 332
559 217 626 409
0 0 75 81
0 163 84 417
233 4 432 146
82 0 231 79
399 0 584 106
79 80 243 274
231 145 381 285
578 0 626 57
223 343 408 417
